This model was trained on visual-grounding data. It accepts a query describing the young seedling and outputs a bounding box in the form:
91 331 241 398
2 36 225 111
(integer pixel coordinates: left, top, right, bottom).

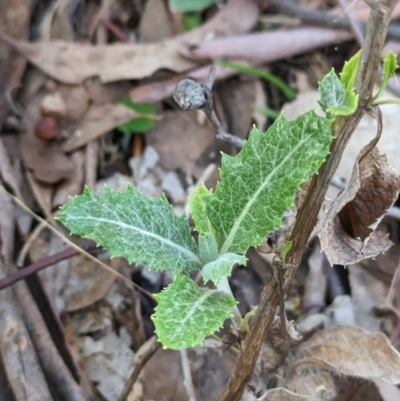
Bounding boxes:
57 51 396 350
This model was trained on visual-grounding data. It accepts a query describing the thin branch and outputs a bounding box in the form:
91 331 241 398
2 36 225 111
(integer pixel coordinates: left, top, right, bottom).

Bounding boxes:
217 1 398 400
180 349 198 401
118 336 161 401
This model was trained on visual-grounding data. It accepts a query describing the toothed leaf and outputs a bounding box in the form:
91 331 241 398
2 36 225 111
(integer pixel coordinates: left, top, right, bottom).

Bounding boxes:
58 185 202 274
152 275 236 349
203 111 333 255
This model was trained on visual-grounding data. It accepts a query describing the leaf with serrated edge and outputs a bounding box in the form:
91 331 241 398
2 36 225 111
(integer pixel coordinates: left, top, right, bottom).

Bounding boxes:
204 111 333 255
318 69 345 116
202 253 247 284
190 183 214 234
152 275 236 349
198 232 219 264
58 185 202 275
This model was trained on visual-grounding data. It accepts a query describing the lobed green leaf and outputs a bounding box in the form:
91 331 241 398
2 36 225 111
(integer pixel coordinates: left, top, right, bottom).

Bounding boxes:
318 69 345 117
201 253 247 284
152 275 236 349
58 185 202 275
203 111 333 255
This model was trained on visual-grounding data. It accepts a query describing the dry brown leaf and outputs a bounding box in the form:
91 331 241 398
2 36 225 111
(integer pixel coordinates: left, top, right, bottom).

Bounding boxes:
261 371 343 401
63 256 117 312
20 130 75 184
145 110 218 178
291 325 400 384
138 0 174 43
260 386 333 401
319 147 400 265
130 64 235 104
0 0 29 130
0 260 53 401
0 138 23 200
182 28 352 63
0 0 258 85
25 169 54 221
52 148 85 208
62 103 159 152
216 76 257 139
372 378 400 401
140 349 188 401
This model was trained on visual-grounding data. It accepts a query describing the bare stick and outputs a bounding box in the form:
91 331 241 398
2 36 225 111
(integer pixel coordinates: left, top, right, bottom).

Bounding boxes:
217 1 398 400
180 349 198 401
118 336 160 401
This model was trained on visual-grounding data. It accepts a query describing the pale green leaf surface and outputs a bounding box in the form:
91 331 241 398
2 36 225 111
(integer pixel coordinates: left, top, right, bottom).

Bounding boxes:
58 185 202 274
153 275 236 349
318 69 345 116
330 50 360 116
199 232 219 264
190 184 213 234
204 111 333 255
340 50 361 91
202 253 247 284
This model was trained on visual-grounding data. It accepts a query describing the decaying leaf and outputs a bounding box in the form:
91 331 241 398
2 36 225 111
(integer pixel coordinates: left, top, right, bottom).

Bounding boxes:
291 325 400 384
0 0 29 130
260 374 338 401
21 133 74 184
0 0 258 85
261 325 400 401
319 145 400 265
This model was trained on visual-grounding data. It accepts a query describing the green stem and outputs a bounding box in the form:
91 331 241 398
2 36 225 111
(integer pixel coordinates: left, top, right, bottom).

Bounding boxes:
217 276 242 329
372 97 400 105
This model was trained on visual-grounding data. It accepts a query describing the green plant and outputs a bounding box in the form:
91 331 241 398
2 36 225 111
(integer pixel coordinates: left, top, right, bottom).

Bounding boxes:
118 97 156 134
168 0 216 13
57 51 396 350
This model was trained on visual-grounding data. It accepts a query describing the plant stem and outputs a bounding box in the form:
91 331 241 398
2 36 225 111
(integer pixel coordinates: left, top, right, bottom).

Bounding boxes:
217 1 398 400
217 276 242 330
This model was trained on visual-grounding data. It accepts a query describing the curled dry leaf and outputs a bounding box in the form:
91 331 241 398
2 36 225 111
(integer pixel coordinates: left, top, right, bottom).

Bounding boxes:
319 146 400 265
0 0 258 85
291 325 400 384
261 325 400 401
260 374 338 401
